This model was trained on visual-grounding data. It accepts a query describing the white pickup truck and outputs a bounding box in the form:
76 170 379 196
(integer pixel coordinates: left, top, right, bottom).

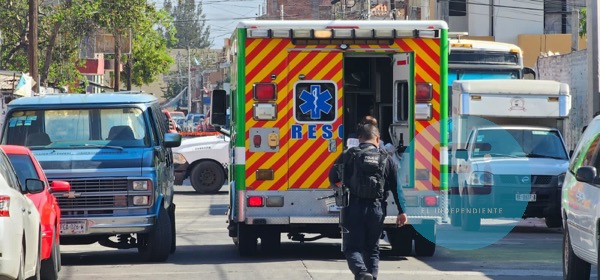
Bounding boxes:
172 131 230 194
449 79 572 231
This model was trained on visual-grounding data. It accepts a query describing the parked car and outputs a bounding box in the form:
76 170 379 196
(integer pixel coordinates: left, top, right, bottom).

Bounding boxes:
0 145 71 280
0 147 45 280
185 114 205 131
562 116 600 280
169 111 185 120
162 110 179 133
1 93 181 262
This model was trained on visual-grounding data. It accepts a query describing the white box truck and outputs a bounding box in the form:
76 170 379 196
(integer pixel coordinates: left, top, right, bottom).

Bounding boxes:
449 79 572 231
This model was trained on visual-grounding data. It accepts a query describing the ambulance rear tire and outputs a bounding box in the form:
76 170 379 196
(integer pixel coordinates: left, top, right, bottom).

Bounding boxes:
387 227 413 256
190 161 225 194
414 232 436 257
260 229 281 254
237 224 258 257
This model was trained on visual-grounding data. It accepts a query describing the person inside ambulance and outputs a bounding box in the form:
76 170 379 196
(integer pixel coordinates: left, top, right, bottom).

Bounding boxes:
328 121 407 280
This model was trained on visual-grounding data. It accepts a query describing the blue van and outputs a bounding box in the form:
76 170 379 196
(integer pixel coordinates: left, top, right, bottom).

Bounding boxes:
1 93 181 262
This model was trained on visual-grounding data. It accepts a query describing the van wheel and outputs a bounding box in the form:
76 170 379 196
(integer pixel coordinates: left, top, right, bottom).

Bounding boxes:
461 194 480 231
563 225 591 280
544 215 562 228
40 230 59 280
190 161 225 194
138 207 172 262
387 226 413 256
237 223 258 257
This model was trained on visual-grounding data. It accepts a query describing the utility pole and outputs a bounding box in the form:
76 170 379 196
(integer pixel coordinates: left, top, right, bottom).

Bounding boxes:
126 53 132 91
571 9 579 52
588 0 600 118
187 46 192 114
28 0 39 93
438 0 449 23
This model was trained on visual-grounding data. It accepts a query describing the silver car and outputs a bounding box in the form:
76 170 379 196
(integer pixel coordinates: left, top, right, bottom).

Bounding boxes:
561 116 600 280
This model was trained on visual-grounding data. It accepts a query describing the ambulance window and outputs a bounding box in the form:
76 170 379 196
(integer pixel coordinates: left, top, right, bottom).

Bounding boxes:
395 81 409 122
294 81 337 123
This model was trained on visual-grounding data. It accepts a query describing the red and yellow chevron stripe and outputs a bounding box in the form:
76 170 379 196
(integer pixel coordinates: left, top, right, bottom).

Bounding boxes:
243 38 441 191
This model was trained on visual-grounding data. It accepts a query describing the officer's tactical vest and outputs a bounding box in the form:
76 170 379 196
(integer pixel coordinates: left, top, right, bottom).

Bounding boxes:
346 146 388 199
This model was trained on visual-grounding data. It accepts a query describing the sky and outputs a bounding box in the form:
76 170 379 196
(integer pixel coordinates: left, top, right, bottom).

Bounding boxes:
153 0 263 49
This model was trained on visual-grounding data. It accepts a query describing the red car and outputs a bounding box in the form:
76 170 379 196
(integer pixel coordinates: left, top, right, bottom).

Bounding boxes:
0 145 70 280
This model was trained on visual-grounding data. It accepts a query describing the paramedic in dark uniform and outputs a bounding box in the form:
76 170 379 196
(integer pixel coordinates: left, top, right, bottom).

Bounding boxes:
329 122 407 280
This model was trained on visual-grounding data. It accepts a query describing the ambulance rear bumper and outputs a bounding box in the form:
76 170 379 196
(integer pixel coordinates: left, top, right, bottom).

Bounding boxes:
244 216 438 225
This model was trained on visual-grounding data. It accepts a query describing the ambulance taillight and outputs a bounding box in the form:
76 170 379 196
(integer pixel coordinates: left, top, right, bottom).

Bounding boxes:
253 83 276 101
415 83 432 101
423 196 438 207
247 196 264 207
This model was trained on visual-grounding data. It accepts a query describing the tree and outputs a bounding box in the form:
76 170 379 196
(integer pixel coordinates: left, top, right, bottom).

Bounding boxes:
121 8 176 88
167 0 211 48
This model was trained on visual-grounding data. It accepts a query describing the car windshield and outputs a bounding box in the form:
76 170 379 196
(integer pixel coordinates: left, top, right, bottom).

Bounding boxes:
3 108 150 149
471 129 568 159
170 112 185 119
6 154 40 191
193 115 204 122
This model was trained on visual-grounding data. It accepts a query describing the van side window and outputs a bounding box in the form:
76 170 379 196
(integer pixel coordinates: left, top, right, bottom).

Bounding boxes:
148 107 162 145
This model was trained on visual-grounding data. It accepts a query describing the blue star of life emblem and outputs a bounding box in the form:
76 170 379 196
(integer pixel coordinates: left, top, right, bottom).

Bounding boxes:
298 85 333 119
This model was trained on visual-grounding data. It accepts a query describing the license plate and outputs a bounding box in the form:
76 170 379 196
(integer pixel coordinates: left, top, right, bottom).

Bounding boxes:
60 221 87 235
515 193 536 202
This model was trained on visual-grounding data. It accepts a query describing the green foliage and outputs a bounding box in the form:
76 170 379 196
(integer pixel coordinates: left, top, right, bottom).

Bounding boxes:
579 8 587 37
123 9 175 87
0 0 176 91
166 0 212 48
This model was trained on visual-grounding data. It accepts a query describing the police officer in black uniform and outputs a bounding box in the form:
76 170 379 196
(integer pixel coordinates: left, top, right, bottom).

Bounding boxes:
329 122 407 280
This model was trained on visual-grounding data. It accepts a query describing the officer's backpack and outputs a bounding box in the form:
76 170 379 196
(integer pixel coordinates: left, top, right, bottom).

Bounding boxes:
346 146 388 199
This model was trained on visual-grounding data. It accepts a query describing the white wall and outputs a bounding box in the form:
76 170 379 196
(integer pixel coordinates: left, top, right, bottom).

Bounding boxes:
537 50 588 151
464 0 543 44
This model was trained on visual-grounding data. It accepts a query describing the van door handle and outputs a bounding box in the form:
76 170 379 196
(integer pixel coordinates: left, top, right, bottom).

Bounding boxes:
21 208 26 213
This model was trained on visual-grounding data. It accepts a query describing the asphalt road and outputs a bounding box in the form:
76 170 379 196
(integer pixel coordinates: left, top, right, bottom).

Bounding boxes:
56 183 597 280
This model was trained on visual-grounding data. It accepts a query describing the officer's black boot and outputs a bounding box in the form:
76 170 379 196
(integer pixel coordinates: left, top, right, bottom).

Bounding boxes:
356 271 374 280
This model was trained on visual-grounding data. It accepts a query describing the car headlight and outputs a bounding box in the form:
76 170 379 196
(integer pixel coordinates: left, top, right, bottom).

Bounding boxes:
558 173 566 187
132 180 150 191
468 171 494 186
173 152 187 165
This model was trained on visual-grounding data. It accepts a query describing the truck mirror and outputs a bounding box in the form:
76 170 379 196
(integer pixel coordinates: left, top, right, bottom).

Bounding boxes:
575 166 597 184
164 132 182 148
211 89 227 126
523 67 536 80
455 149 468 160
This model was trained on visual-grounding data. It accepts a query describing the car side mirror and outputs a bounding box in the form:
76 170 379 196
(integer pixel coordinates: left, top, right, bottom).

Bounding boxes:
25 178 45 194
455 149 468 160
50 180 71 193
164 132 182 148
575 166 597 184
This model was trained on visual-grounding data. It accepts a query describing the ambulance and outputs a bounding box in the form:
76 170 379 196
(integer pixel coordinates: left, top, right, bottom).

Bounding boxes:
212 20 450 257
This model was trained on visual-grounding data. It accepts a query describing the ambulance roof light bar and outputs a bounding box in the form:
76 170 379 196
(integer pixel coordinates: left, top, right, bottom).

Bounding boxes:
247 28 436 39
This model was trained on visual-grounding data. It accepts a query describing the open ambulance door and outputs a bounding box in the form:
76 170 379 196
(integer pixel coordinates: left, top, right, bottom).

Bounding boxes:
391 52 413 188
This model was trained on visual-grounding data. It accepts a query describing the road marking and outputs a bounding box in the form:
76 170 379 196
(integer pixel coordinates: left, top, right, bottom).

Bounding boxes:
309 269 567 277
